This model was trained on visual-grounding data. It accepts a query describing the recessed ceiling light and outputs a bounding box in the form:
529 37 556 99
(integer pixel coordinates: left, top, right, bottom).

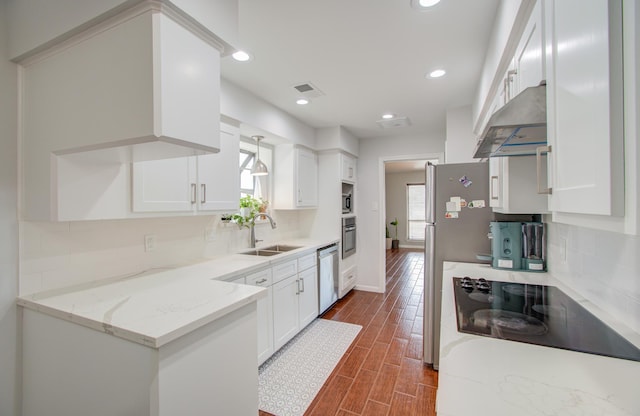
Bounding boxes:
296 98 310 105
411 0 441 10
232 50 252 62
382 113 395 119
428 69 447 78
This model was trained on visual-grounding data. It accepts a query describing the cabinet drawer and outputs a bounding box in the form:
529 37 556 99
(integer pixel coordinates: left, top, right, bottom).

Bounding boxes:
297 253 317 272
272 259 297 284
246 268 273 287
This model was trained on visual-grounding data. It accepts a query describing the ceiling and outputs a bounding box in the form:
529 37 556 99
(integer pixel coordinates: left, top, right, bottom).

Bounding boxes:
220 0 500 143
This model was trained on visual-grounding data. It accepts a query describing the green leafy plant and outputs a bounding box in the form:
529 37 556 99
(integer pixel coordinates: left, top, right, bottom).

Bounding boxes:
386 225 390 238
390 218 398 239
233 195 267 228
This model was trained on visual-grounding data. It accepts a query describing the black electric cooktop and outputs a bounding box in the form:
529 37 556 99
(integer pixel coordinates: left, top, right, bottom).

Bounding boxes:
453 277 640 362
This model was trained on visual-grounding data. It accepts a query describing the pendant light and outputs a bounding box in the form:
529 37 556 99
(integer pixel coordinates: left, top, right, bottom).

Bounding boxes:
251 135 269 176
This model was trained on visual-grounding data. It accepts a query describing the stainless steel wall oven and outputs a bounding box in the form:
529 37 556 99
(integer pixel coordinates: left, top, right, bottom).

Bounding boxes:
342 217 356 258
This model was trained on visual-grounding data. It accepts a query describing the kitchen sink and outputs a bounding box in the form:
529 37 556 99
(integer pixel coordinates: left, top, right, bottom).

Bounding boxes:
240 249 281 256
260 245 301 252
240 245 302 256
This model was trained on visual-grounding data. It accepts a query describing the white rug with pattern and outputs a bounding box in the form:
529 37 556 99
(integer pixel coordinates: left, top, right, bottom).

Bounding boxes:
258 318 362 416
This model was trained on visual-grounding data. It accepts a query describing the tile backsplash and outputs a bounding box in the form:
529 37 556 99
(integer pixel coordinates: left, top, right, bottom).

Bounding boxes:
547 222 640 334
19 211 310 296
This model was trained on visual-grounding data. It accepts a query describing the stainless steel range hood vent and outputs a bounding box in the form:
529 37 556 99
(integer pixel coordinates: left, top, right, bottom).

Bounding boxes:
473 83 547 158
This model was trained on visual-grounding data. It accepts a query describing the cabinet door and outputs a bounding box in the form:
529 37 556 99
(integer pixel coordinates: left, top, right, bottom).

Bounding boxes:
157 13 220 150
132 156 197 212
489 158 502 209
297 267 318 329
296 148 318 207
490 156 548 214
545 0 624 216
197 124 240 211
514 0 544 95
341 155 356 183
246 268 274 365
272 274 300 350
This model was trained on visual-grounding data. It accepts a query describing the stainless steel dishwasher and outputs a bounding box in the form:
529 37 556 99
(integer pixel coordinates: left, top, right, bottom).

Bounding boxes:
317 244 339 315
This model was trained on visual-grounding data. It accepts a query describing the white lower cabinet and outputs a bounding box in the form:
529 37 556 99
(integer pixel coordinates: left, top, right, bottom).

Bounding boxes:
233 251 319 363
273 274 301 351
272 253 318 351
245 269 274 365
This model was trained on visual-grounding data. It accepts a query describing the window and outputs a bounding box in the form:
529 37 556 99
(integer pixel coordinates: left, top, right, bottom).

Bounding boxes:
239 142 270 201
239 149 257 197
407 183 425 241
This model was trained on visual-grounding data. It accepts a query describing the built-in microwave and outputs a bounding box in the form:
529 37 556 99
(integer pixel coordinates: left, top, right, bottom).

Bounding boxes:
342 193 352 214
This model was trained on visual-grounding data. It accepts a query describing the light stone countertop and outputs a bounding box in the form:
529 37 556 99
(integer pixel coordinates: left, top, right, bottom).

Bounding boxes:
17 238 338 348
436 261 640 416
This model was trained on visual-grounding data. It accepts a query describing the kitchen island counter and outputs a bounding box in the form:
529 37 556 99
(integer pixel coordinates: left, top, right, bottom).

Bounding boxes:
437 261 640 416
18 238 335 348
18 238 336 416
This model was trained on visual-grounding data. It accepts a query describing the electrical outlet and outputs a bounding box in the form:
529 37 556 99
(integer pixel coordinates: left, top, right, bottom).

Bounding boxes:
144 234 156 252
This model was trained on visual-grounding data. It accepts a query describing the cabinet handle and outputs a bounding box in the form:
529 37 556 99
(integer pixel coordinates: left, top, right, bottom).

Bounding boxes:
348 167 353 178
190 183 197 204
300 277 305 293
536 145 552 195
505 69 517 102
201 184 206 204
256 278 267 284
296 279 301 295
490 175 499 200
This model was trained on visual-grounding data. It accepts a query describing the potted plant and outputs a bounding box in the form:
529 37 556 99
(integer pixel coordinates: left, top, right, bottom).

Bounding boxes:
233 195 264 228
385 225 392 250
390 218 399 249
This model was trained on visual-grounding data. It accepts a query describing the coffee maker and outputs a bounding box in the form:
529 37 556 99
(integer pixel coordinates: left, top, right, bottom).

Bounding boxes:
488 221 545 271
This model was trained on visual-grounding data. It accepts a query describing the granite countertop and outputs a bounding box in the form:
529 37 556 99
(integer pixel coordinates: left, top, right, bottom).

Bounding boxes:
17 238 337 348
436 261 640 416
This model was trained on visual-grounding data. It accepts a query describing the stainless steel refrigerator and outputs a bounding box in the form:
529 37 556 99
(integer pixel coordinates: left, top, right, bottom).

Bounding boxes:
423 162 492 369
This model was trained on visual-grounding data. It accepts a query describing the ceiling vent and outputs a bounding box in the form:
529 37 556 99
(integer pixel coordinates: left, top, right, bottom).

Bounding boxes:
293 82 325 98
376 116 412 129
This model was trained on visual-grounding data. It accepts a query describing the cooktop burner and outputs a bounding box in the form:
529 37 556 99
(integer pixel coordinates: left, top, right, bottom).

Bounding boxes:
453 277 640 362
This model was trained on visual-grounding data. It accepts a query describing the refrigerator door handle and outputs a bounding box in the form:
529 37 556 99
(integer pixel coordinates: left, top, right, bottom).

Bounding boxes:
423 223 436 364
425 163 436 223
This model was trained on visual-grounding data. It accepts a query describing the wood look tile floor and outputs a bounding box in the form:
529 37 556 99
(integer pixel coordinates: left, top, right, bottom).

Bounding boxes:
259 248 437 416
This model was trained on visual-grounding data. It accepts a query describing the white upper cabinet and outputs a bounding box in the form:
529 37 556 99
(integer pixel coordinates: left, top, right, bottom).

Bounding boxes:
341 154 357 183
544 0 624 217
273 145 318 209
513 0 545 96
132 123 240 213
22 9 221 161
21 7 225 220
490 156 548 214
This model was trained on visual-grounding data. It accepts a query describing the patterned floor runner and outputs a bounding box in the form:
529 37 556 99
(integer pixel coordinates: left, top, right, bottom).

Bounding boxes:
258 318 362 416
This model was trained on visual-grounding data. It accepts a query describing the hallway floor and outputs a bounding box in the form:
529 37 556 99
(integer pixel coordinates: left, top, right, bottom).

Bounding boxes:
301 248 438 415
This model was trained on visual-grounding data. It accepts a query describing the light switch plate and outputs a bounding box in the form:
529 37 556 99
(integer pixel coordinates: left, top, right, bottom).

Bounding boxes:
144 234 156 252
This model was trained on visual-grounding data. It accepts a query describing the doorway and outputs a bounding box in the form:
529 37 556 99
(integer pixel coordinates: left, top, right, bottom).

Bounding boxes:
380 155 441 292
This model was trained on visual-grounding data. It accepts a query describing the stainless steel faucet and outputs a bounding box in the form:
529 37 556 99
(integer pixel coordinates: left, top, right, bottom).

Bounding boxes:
250 213 277 248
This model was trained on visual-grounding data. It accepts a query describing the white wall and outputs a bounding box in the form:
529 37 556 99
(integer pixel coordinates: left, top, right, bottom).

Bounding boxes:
0 1 20 414
547 223 640 334
20 211 309 296
221 79 316 149
356 134 444 293
445 105 477 163
384 171 424 248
